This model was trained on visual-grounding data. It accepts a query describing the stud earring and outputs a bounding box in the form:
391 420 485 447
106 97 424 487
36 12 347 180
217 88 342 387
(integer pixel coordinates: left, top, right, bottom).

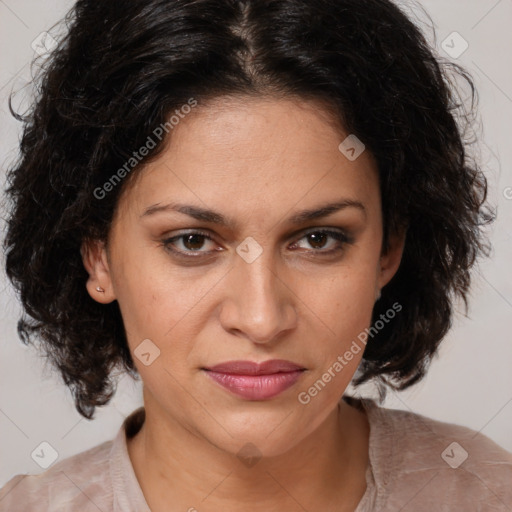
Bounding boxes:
96 286 105 293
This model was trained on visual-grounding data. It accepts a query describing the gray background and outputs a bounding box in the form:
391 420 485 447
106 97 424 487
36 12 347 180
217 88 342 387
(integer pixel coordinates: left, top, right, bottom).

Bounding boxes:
1 0 511 487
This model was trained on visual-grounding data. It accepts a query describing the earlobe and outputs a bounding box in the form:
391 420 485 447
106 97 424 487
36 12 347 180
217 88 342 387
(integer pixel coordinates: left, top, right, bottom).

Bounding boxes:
81 239 116 304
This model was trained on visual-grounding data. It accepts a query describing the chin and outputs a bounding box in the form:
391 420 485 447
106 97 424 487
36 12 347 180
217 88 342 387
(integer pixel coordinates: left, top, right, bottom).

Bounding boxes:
216 431 300 462
199 408 323 460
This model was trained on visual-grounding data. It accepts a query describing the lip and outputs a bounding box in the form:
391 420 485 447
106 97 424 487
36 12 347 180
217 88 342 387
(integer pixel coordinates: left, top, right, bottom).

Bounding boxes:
205 359 305 375
202 359 306 400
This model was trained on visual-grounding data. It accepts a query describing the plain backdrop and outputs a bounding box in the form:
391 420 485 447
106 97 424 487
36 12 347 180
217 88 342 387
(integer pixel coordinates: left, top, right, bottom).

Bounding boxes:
1 0 511 488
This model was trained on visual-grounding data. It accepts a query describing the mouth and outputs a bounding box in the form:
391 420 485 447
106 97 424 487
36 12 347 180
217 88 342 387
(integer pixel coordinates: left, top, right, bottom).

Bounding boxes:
202 360 306 400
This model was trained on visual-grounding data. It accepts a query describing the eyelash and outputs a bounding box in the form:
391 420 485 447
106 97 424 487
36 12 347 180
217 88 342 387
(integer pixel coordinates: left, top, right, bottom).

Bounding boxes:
161 228 353 259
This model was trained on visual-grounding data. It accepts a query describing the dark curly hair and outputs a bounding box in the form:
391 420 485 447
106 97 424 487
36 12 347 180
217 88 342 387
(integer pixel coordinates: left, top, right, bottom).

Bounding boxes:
3 0 493 419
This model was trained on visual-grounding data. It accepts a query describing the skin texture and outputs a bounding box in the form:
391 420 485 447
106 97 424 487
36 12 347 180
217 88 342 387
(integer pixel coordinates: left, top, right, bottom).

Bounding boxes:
82 96 405 511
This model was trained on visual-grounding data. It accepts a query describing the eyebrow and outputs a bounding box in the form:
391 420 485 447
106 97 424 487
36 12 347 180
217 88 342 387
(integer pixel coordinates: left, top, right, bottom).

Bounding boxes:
140 199 366 226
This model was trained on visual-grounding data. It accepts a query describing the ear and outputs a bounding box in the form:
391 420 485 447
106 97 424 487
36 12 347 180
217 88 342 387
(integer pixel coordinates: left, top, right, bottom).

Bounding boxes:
377 227 407 291
81 238 116 304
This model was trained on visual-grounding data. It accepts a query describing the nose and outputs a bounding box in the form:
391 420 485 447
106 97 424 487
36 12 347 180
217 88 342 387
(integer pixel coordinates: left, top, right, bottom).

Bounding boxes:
219 247 298 345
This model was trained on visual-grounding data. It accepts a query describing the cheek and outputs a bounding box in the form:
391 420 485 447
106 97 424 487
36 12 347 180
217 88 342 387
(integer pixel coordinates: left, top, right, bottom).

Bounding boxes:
309 266 378 336
111 248 223 365
294 273 375 409
295 260 379 396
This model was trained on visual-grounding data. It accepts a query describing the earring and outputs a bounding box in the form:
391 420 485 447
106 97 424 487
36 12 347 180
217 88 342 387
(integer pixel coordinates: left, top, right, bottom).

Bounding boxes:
96 286 105 293
376 289 381 301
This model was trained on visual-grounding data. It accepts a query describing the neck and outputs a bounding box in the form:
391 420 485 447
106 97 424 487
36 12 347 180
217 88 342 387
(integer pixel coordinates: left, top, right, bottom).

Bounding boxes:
127 395 369 512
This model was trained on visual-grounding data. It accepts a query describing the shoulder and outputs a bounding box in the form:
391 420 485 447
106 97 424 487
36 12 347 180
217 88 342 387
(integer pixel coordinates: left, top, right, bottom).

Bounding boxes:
362 399 512 510
0 439 113 512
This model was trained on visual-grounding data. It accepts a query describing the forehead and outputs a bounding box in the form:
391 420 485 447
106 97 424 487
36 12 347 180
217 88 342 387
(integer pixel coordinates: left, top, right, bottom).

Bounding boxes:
167 95 347 161
118 95 379 219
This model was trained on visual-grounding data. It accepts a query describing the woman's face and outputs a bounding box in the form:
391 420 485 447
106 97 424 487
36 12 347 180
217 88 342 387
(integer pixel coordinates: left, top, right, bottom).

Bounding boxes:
83 95 404 457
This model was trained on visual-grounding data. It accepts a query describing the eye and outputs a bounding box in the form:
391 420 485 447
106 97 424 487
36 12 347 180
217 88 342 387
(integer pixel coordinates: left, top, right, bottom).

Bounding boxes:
162 230 219 258
289 229 352 254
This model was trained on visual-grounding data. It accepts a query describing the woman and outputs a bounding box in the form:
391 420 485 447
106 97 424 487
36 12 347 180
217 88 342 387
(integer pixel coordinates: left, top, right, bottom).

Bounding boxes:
1 0 510 510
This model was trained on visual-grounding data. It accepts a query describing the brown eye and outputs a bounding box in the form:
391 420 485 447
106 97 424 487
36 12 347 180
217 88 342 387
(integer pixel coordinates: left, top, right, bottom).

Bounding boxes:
162 230 219 258
307 232 329 249
182 234 207 251
290 229 353 254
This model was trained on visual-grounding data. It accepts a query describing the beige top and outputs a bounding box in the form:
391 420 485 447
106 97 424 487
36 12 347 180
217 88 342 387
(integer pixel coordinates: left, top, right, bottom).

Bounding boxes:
1 397 511 511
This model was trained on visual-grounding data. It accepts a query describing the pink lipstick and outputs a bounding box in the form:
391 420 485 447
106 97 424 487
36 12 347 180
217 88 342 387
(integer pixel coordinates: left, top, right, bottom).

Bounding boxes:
203 360 305 400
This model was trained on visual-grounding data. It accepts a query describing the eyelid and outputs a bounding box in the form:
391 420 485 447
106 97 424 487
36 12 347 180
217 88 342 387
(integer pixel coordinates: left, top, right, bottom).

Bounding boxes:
161 229 218 256
289 228 353 250
297 226 351 240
